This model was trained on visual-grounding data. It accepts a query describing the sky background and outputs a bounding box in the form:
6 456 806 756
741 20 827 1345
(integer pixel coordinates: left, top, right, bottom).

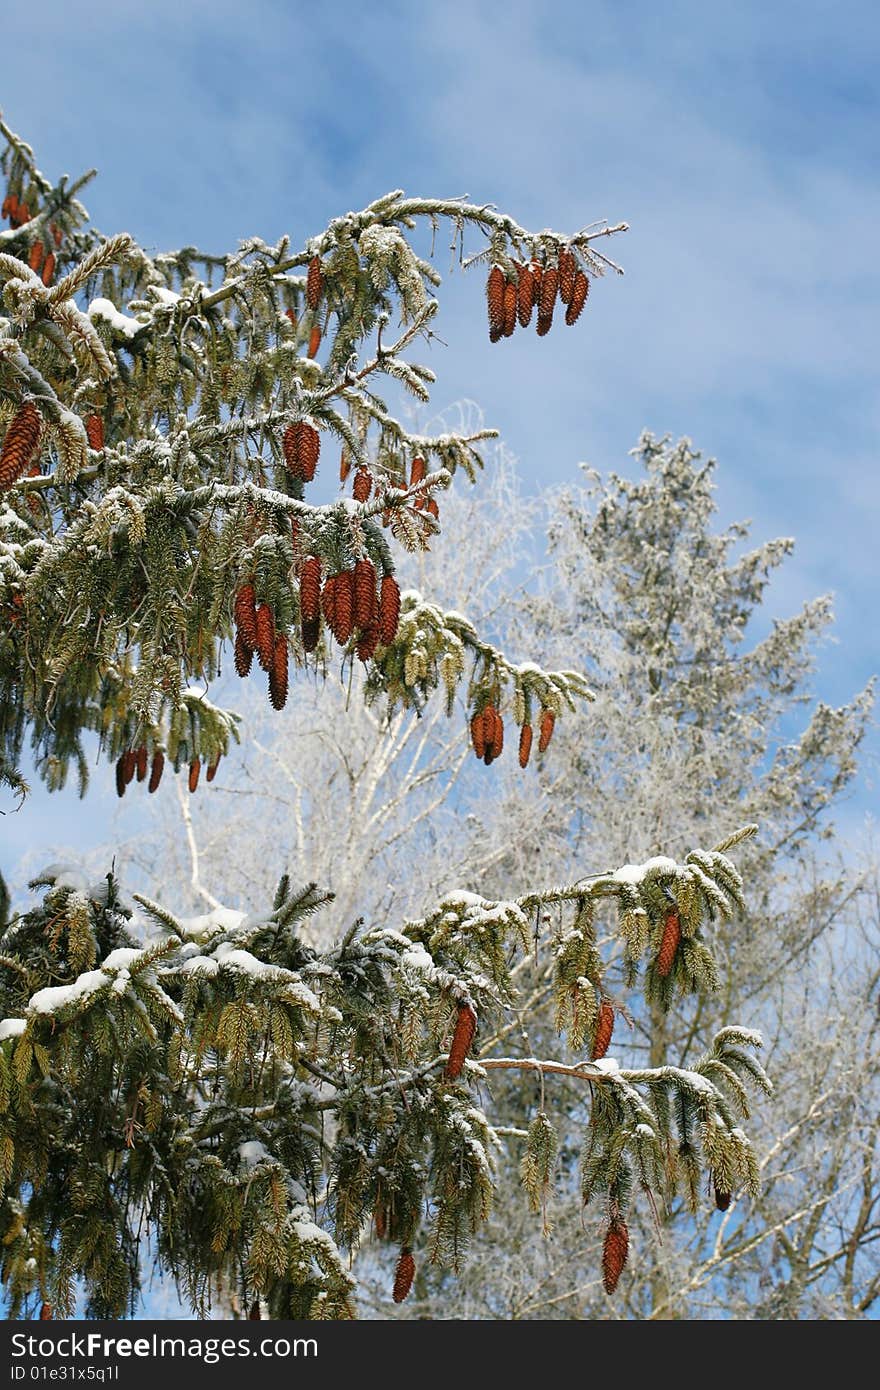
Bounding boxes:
1 0 877 874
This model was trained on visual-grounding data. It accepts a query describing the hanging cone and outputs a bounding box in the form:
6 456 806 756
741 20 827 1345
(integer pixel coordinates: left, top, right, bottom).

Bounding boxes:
374 1201 388 1242
39 1302 53 1320
409 455 427 487
537 266 558 336
558 248 577 304
28 240 45 273
234 629 253 677
392 1248 416 1303
308 323 322 359
322 574 337 633
233 584 258 649
538 708 556 753
357 621 380 663
353 558 377 629
516 263 535 327
148 750 165 794
471 710 486 759
565 271 589 325
486 265 505 341
300 556 323 624
248 1301 261 1320
306 255 323 311
656 909 681 978
121 750 137 786
602 1218 629 1294
0 400 42 493
331 570 354 644
85 414 105 451
188 759 201 794
530 262 543 308
592 1001 614 1060
339 448 351 483
206 755 220 783
41 253 56 286
255 603 276 671
269 633 289 710
502 279 517 337
301 615 320 653
284 421 320 482
353 468 372 502
378 574 401 645
115 756 127 799
285 306 298 332
518 723 533 768
135 746 148 782
444 1003 477 1079
714 1183 732 1212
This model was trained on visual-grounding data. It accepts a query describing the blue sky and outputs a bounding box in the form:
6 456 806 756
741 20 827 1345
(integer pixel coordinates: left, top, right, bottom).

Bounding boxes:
1 0 877 873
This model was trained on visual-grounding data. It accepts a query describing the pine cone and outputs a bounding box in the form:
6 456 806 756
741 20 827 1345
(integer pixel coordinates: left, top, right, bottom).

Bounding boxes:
445 1003 477 1079
409 455 427 487
518 723 533 768
378 574 401 645
285 306 298 331
537 266 558 336
486 265 505 341
39 1302 53 1321
392 1248 416 1303
135 746 148 782
41 253 55 287
353 468 372 502
269 633 289 710
255 602 276 671
234 584 258 649
503 279 517 337
492 709 504 759
84 414 105 451
357 621 380 663
538 708 555 753
602 1218 629 1294
322 574 337 633
206 755 220 783
339 448 351 483
248 1301 261 1320
656 909 681 978
306 255 323 311
471 710 486 759
516 263 534 327
592 1001 614 1060
558 248 576 304
148 750 165 794
188 759 201 794
121 749 136 786
308 323 321 359
284 421 320 481
0 400 42 493
374 1202 388 1242
353 558 377 629
714 1183 732 1212
425 497 439 521
481 705 497 763
531 262 543 308
28 240 44 273
115 756 127 800
301 615 320 653
565 271 589 325
331 570 354 644
234 629 253 677
300 556 323 624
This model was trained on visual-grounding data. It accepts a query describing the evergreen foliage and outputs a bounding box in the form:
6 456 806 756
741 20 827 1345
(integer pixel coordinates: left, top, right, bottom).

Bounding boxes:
0 122 775 1318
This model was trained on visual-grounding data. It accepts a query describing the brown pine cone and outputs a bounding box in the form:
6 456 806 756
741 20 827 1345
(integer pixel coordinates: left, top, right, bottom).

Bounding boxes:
531 262 543 308
269 633 289 710
135 746 148 782
502 279 517 337
565 271 589 325
357 621 380 663
444 1003 477 1079
714 1183 732 1212
41 253 56 286
353 558 377 629
188 759 201 794
374 1202 388 1242
206 755 220 783
516 263 535 327
115 756 127 800
339 448 351 483
148 750 165 793
29 240 45 273
332 570 354 644
602 1218 629 1295
378 574 401 645
518 723 533 768
481 706 497 763
0 401 42 493
306 255 323 310
233 583 258 648
322 574 337 633
39 1302 53 1321
308 323 321 359
471 710 486 759
409 455 427 487
592 1001 615 1060
392 1249 416 1304
656 909 681 979
353 468 372 502
537 266 558 336
234 629 254 677
248 1301 261 1320
425 497 439 521
300 556 323 623
121 749 137 786
538 708 556 753
255 602 276 671
486 265 505 341
84 414 105 451
284 421 321 481
301 615 320 652
558 248 577 304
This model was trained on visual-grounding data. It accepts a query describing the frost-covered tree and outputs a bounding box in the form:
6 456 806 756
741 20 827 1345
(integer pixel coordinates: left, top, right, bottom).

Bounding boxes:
0 122 772 1321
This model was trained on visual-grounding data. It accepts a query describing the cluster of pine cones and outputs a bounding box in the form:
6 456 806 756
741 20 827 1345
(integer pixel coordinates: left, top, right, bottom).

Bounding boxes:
115 745 220 798
469 705 556 768
2 192 62 283
486 250 589 342
233 583 289 708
